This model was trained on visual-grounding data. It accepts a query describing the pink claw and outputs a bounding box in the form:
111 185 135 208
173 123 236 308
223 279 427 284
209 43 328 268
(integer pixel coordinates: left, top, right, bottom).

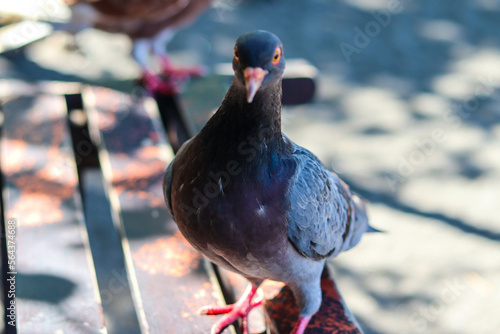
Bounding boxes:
198 304 234 315
290 315 312 334
198 285 262 334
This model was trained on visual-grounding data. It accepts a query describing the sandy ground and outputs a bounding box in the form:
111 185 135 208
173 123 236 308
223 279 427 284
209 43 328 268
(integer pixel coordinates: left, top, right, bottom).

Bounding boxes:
1 0 500 333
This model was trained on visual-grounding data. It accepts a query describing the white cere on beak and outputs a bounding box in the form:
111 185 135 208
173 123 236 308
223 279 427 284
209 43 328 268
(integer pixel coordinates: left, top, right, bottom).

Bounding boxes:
243 67 268 103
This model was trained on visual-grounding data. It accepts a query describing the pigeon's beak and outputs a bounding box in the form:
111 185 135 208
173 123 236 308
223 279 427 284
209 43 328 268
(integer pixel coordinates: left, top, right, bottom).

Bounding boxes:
243 67 268 103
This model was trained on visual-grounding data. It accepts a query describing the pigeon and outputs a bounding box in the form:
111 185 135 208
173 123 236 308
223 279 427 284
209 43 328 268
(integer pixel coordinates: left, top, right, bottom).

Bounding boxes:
163 30 374 334
65 0 213 94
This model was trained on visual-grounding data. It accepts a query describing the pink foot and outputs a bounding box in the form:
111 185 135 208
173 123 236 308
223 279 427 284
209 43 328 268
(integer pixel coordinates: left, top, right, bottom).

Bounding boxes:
141 57 206 96
198 285 263 334
142 69 187 96
160 56 206 79
291 316 312 334
142 70 164 95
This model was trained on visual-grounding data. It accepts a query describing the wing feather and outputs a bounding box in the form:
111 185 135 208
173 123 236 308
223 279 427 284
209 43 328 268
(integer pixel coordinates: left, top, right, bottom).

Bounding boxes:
287 139 350 260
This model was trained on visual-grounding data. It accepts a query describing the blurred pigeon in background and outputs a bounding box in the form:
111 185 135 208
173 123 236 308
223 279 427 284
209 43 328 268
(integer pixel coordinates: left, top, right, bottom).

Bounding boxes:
66 0 212 94
164 30 376 334
0 0 213 94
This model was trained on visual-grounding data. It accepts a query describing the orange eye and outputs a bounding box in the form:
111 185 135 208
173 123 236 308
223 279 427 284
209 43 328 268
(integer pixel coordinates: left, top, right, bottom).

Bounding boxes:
234 47 240 63
272 46 282 65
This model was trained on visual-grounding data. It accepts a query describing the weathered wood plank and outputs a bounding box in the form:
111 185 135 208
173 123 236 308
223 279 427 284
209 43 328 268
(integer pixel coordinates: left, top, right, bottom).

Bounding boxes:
83 86 230 334
0 88 106 333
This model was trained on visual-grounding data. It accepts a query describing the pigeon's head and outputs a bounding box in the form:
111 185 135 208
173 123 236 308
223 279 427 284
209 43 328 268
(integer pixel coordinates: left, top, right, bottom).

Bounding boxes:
233 30 285 103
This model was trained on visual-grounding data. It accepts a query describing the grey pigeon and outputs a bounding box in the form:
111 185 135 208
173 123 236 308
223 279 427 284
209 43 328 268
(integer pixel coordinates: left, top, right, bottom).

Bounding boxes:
163 30 374 334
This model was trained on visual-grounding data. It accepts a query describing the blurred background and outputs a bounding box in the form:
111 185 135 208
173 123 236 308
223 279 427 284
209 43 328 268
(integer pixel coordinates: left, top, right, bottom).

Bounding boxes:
1 0 500 333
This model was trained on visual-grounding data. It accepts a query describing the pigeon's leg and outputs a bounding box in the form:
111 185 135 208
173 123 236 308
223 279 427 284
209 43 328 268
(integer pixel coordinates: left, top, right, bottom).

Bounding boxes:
199 282 264 334
290 316 312 334
289 276 322 334
151 28 205 95
133 38 162 95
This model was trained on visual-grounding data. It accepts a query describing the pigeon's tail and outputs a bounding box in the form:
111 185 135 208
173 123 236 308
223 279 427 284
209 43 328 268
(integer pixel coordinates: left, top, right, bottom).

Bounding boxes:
366 225 384 233
341 194 373 252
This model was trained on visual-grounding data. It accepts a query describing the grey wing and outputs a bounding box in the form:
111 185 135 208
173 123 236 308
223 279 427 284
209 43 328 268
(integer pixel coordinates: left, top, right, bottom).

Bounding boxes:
287 143 350 260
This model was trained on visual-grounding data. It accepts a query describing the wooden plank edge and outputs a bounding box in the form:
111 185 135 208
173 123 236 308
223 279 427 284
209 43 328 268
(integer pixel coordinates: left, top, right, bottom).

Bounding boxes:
53 84 108 333
65 95 109 333
82 86 151 334
46 83 109 333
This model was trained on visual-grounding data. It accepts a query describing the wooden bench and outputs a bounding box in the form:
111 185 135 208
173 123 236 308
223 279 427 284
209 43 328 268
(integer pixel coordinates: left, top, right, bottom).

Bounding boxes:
0 82 107 333
0 74 361 333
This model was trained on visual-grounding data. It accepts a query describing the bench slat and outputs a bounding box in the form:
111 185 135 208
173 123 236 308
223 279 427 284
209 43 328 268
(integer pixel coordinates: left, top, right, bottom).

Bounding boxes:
0 90 106 333
83 86 230 334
